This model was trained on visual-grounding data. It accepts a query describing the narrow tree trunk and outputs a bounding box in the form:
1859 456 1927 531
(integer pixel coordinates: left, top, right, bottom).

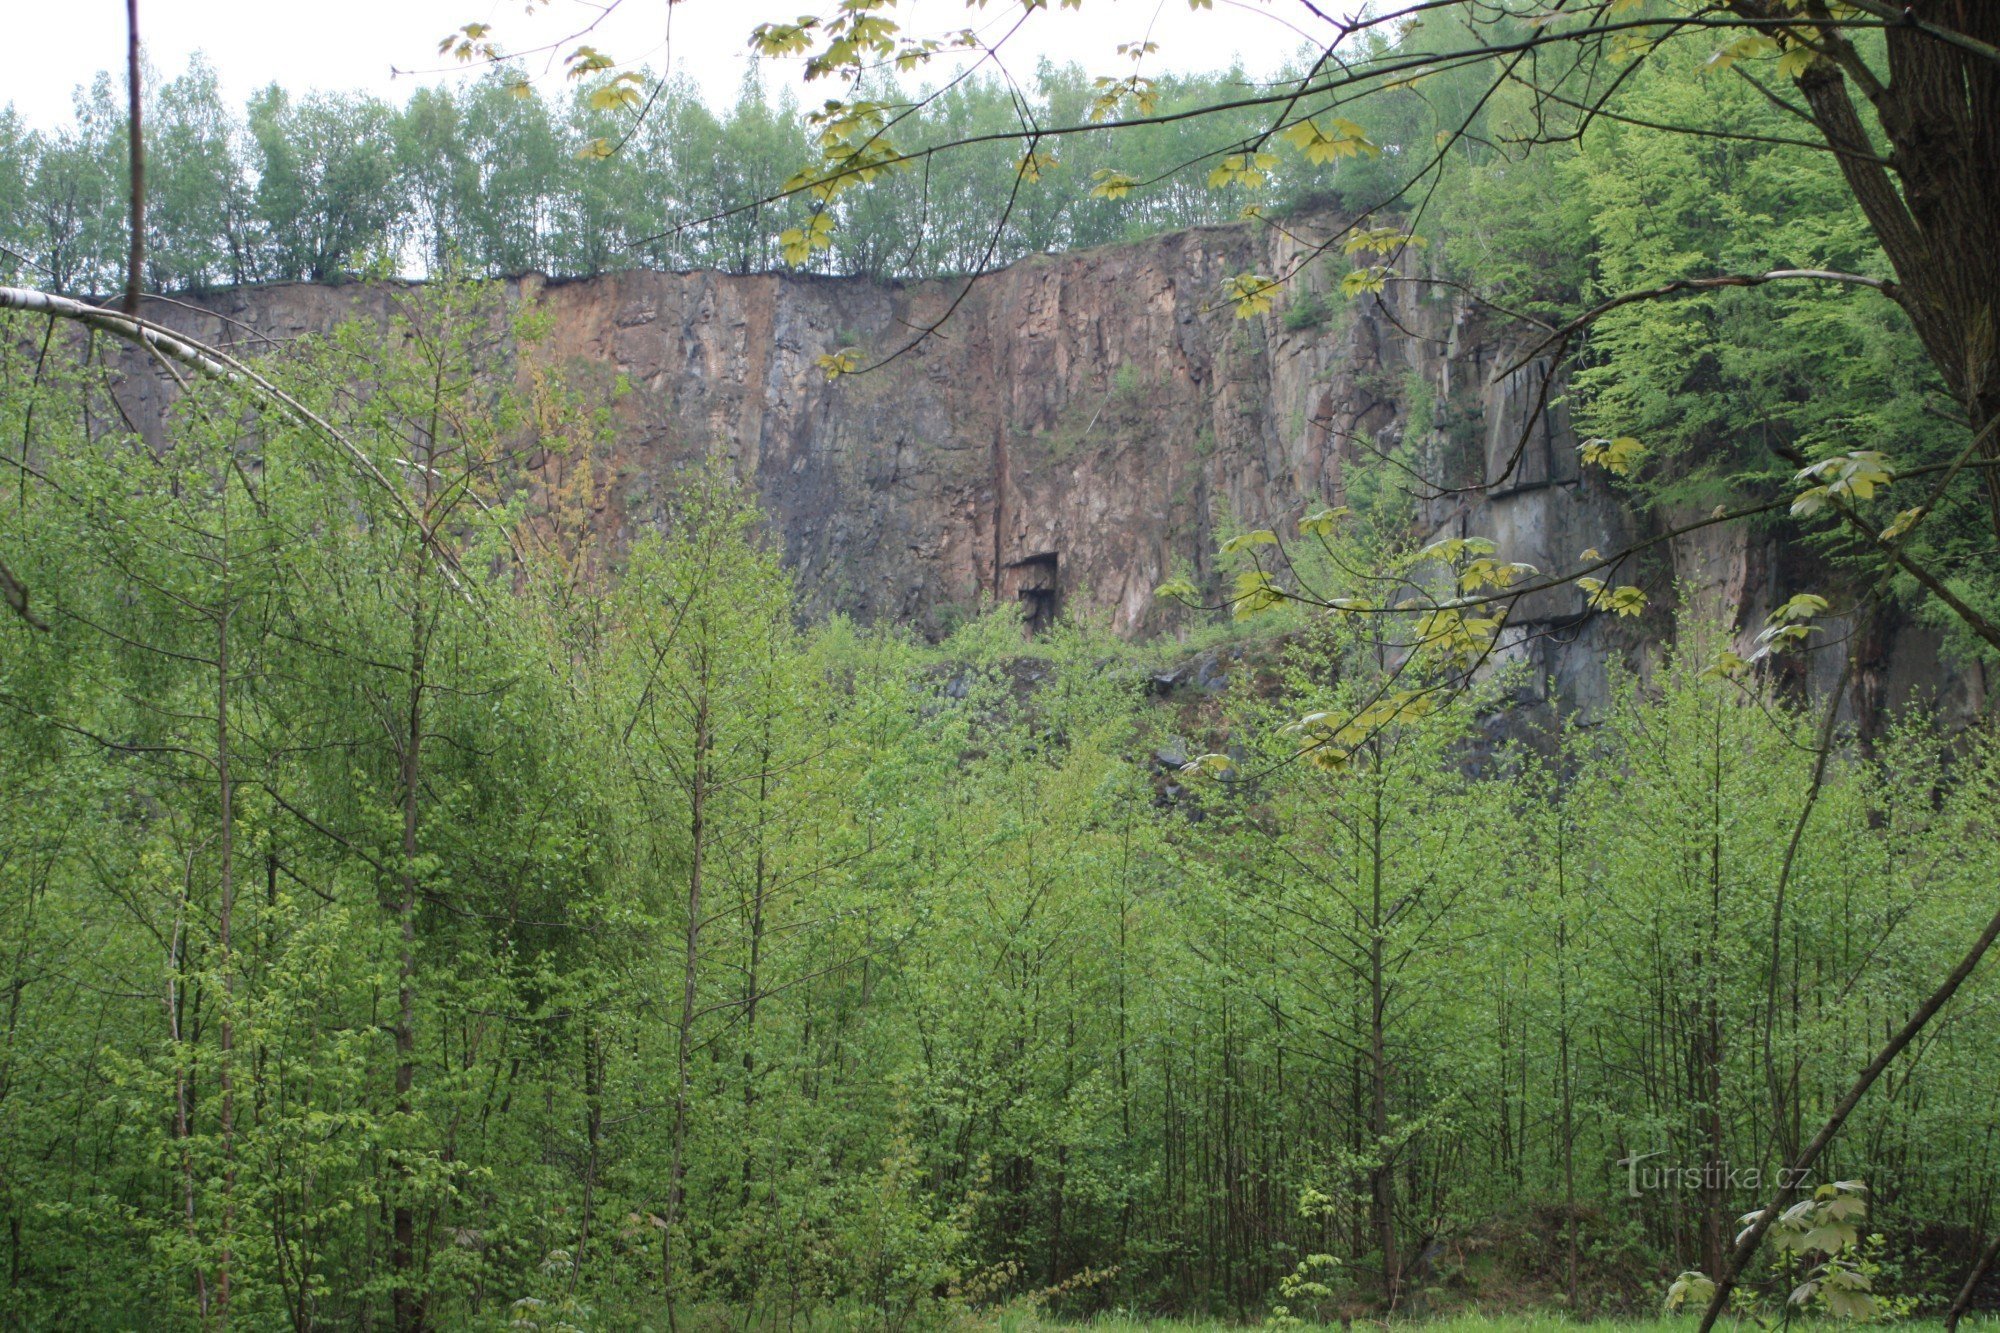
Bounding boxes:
167 867 207 1320
1945 1227 2000 1333
122 0 144 314
1554 805 1579 1303
0 924 22 1295
740 726 771 1206
578 1028 602 1285
1115 801 1134 1260
392 568 429 1333
662 670 710 1330
214 601 237 1326
1368 780 1400 1309
1697 706 1727 1278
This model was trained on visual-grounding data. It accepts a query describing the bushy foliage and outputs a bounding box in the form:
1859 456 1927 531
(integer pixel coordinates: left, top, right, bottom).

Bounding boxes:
2 283 1997 1328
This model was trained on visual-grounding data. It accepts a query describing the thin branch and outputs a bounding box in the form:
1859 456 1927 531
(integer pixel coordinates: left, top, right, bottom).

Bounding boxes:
0 286 477 606
1499 268 1897 382
0 559 44 629
123 0 144 317
1695 891 2000 1333
1831 0 2000 65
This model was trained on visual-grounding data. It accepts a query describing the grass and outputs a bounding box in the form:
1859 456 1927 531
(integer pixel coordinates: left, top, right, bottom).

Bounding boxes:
623 1302 2000 1333
957 1316 1999 1333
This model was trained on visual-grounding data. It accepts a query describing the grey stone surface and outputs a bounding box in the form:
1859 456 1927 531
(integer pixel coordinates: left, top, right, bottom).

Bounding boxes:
95 215 1984 729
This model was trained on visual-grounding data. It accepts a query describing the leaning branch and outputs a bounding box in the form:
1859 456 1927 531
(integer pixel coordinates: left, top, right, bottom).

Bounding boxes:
0 286 475 606
0 286 237 377
1945 1229 2000 1333
1695 893 2000 1333
1831 0 2000 66
1498 268 1897 382
0 559 44 630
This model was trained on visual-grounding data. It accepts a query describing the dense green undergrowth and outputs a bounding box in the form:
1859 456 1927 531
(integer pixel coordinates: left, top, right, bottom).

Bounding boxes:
6 12 2000 1325
3 280 1998 1330
478 1311 2000 1332
469 1306 2000 1332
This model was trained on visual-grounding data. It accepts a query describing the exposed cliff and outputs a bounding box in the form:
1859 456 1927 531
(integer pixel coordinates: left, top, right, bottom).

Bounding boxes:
102 214 1984 726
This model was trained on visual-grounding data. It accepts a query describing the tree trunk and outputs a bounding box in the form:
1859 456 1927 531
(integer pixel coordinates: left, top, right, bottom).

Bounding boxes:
122 0 144 315
740 724 771 1206
1697 705 1727 1278
1554 806 1579 1303
1368 781 1400 1309
214 601 237 1326
168 866 207 1320
1945 1226 2000 1333
662 667 710 1330
1764 2 2000 527
578 1028 602 1284
392 569 429 1333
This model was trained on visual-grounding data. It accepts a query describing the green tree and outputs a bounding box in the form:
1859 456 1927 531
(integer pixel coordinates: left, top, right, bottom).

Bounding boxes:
147 56 252 289
247 85 398 280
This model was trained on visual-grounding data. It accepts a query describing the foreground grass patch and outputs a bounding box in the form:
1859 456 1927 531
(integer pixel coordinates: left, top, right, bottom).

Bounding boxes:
954 1317 1999 1333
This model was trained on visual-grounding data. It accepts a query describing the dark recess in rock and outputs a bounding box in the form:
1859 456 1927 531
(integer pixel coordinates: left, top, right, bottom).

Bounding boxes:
90 215 1985 730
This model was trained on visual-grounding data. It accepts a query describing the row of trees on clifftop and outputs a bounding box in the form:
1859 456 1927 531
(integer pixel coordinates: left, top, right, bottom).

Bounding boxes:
0 56 1383 292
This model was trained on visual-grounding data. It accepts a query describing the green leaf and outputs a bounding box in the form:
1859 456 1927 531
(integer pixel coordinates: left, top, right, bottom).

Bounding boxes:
1340 266 1388 297
1702 649 1751 682
1015 147 1058 182
1412 536 1496 565
1222 273 1278 319
1218 529 1279 555
779 212 837 265
749 20 817 58
1207 152 1278 191
1231 568 1285 618
1705 33 1780 72
1090 169 1140 200
1770 592 1829 624
1298 506 1349 538
1580 436 1647 476
1342 226 1424 257
1278 116 1379 164
816 348 861 380
1795 452 1895 508
587 75 645 113
1666 1271 1716 1312
1880 507 1925 541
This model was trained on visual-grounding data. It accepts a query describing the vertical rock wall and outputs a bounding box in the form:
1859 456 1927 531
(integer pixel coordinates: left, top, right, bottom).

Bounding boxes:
98 213 1983 724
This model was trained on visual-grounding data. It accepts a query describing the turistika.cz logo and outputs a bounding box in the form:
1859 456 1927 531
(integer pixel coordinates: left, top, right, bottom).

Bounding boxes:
1617 1150 1812 1198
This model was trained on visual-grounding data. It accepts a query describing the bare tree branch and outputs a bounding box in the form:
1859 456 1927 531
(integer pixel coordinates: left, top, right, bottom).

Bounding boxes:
1696 891 2000 1333
124 0 144 317
1498 268 1898 382
0 285 477 605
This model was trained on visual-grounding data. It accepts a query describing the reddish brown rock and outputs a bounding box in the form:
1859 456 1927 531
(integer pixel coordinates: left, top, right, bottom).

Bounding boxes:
97 214 1984 726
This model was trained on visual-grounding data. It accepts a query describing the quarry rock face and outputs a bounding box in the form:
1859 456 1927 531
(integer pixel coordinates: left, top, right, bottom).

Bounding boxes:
105 215 1984 726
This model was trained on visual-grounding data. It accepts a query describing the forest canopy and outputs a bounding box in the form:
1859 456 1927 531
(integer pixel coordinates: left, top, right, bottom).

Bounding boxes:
2 286 1997 1328
0 56 1351 289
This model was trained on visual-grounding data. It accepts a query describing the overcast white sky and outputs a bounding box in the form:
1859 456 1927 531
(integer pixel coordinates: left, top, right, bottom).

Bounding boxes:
5 0 1312 128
